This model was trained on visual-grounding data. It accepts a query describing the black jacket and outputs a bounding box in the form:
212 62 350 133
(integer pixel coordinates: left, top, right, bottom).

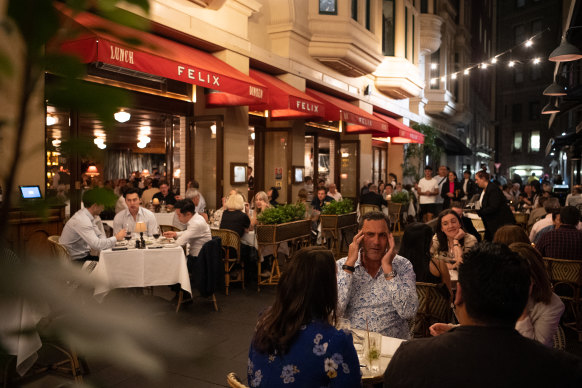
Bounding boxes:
360 192 387 208
189 236 224 297
441 180 463 209
477 183 515 241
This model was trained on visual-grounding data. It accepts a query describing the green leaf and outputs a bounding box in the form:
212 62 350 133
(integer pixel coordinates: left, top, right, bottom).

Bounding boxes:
257 203 306 224
0 52 14 77
321 199 354 215
7 0 60 52
43 54 86 78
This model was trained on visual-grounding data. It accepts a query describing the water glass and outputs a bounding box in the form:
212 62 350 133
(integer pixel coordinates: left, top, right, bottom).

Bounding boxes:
363 332 382 373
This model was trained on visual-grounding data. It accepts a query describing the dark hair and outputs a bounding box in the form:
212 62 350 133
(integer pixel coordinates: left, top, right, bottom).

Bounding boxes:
359 211 391 230
543 197 560 213
560 206 581 226
269 187 279 201
399 223 434 282
508 242 552 304
476 170 490 181
123 187 141 198
175 199 195 215
435 209 465 253
450 201 463 209
492 225 530 246
159 180 169 187
463 170 472 176
317 186 327 194
458 242 530 326
448 171 457 179
424 166 433 171
252 247 337 354
304 176 312 183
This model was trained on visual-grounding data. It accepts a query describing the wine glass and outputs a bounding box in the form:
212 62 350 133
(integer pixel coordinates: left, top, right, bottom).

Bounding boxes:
152 226 161 242
124 223 132 245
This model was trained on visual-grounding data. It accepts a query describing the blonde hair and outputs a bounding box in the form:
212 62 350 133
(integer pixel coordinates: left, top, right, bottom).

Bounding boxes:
254 191 270 213
226 193 245 211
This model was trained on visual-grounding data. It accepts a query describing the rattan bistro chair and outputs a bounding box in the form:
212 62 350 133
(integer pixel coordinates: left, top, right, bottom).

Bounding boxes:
543 257 582 341
47 235 71 263
211 229 243 295
160 224 181 233
227 372 249 388
387 202 404 236
411 282 453 338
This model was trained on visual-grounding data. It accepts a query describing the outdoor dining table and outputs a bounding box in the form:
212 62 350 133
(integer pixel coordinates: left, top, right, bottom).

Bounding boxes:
351 328 405 386
91 243 191 308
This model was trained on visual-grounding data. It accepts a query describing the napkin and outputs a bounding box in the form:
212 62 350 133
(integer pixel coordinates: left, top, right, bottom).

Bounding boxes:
381 337 404 357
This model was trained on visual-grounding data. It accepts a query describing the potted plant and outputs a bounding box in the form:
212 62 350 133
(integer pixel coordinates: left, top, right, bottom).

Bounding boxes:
255 203 311 244
319 199 357 256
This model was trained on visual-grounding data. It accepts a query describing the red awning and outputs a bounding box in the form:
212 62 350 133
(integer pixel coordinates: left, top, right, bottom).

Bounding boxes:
373 112 425 144
53 4 267 106
247 70 325 119
305 89 389 134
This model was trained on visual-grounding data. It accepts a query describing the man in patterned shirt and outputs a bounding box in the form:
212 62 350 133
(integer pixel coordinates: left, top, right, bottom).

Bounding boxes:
536 206 582 260
336 212 418 339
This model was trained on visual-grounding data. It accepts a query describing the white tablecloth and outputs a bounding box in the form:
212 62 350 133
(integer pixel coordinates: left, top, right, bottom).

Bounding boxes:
0 299 45 376
101 213 186 233
92 246 191 301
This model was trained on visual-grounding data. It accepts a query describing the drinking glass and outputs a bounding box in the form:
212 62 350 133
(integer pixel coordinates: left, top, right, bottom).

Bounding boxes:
124 223 132 245
336 318 351 334
152 226 161 241
363 332 382 373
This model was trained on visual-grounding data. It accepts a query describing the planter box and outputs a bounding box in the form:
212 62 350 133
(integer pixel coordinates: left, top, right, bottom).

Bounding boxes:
320 212 358 230
255 219 312 244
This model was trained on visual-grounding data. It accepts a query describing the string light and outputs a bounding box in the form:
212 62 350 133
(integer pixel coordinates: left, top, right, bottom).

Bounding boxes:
429 28 549 81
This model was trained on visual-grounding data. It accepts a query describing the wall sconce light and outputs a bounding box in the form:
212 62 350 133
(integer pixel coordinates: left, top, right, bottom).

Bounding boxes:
114 110 131 123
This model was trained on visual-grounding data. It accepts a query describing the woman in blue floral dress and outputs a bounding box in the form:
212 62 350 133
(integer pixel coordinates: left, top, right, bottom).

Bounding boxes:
248 247 362 387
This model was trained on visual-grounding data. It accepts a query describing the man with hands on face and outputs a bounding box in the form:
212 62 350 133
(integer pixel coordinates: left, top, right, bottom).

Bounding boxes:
336 212 418 339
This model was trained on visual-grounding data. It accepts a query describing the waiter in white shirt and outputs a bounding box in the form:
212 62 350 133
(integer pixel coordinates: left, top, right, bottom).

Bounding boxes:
113 187 159 236
60 188 126 263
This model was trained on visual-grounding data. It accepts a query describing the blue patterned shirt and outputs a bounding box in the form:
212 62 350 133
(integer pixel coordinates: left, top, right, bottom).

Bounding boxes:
336 253 418 339
248 321 361 387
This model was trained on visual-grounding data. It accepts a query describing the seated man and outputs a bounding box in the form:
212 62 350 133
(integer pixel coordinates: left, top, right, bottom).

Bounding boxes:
310 186 334 212
337 212 418 339
163 199 211 260
384 242 582 387
327 183 342 201
152 181 177 206
360 184 388 208
529 197 559 242
185 188 209 222
113 187 159 236
537 206 582 260
60 188 126 263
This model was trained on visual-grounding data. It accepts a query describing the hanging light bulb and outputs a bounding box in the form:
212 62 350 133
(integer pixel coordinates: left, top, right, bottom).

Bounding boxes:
464 69 470 75
138 135 151 144
137 141 147 149
491 57 497 64
451 73 457 80
525 40 533 47
440 76 446 82
430 78 437 85
508 61 515 67
481 63 488 69
533 57 541 64
114 110 131 123
430 63 438 70
97 143 107 149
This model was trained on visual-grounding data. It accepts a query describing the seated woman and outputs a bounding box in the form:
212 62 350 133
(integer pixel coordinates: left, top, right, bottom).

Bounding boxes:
492 225 530 245
250 191 271 231
509 242 565 347
400 223 452 299
220 193 250 237
248 247 361 387
430 209 478 269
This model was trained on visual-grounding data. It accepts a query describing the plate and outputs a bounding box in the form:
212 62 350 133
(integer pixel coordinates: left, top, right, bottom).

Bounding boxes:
163 243 178 248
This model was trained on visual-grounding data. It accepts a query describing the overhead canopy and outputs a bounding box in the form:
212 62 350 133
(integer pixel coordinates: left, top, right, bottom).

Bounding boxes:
305 89 389 134
372 112 424 144
246 70 325 119
53 4 267 106
436 133 473 156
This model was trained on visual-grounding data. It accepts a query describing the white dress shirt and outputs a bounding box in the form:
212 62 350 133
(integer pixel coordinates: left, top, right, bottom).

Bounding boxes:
113 207 159 236
195 193 207 214
175 213 212 257
59 208 117 260
329 191 342 201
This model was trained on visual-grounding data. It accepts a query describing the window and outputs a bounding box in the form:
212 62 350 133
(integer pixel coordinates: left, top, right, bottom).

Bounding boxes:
514 67 524 84
421 0 428 13
513 132 523 151
430 49 440 89
530 131 540 152
319 0 338 15
529 101 540 120
366 0 371 30
405 7 409 60
512 104 522 123
516 0 525 8
532 20 543 34
352 0 358 21
514 24 526 45
382 0 395 56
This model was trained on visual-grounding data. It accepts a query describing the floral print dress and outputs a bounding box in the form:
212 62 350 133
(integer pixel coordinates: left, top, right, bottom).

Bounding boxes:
248 320 361 387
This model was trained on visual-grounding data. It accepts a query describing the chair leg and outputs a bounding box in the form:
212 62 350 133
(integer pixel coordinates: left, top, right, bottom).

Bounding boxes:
224 255 230 296
241 260 245 290
176 290 183 313
212 294 218 311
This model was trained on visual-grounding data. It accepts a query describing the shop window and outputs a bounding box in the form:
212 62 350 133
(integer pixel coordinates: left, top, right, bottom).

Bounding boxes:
405 7 409 60
421 0 428 13
366 0 371 30
305 136 315 183
530 131 540 152
513 132 522 152
514 67 524 84
265 131 289 203
430 49 440 89
382 0 395 56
